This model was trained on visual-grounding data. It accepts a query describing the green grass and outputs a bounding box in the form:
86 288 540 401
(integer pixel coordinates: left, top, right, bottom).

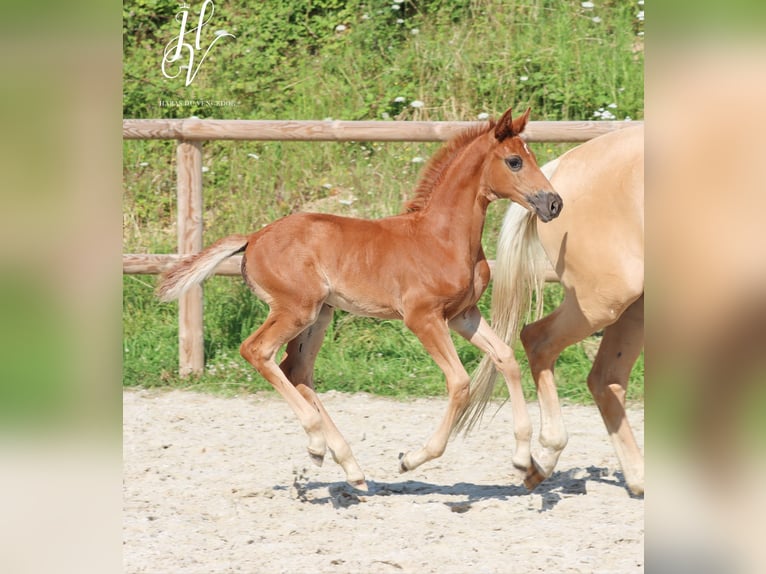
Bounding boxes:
123 0 644 403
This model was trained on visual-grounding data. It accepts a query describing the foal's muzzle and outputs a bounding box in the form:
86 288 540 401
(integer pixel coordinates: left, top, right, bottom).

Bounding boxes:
527 190 563 222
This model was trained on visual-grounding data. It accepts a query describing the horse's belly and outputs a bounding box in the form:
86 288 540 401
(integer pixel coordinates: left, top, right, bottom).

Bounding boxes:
325 292 402 320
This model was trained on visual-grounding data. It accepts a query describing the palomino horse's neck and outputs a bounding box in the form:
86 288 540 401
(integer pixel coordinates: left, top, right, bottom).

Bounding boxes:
416 132 493 257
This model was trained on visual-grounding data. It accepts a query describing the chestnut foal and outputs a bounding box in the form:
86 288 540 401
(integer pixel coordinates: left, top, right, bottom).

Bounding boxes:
157 107 561 491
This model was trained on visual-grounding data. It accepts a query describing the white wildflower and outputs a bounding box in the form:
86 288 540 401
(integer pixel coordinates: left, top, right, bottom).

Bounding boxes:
637 10 644 21
394 96 406 103
410 28 419 34
201 166 210 173
477 112 489 120
520 75 529 81
391 4 401 10
411 157 425 163
410 100 424 108
592 16 602 23
247 153 259 160
335 24 347 32
581 1 594 8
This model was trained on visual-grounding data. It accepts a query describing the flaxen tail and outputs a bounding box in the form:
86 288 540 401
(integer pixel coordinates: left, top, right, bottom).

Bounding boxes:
156 234 249 302
454 159 559 435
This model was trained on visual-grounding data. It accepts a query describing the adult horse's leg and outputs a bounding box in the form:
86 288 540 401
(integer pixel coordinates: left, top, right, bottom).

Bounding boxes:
279 304 367 490
399 311 471 472
521 287 642 490
239 305 331 476
449 305 533 475
586 295 644 495
520 293 595 489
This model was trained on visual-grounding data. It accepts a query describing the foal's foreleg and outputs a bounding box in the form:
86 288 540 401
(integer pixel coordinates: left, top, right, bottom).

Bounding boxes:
399 312 471 472
449 306 533 474
280 304 366 490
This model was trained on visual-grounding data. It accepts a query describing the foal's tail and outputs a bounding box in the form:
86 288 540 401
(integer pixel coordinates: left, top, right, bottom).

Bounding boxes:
156 234 249 302
454 162 556 433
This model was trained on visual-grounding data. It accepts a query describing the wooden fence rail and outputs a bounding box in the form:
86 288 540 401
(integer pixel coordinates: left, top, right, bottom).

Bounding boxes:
123 118 641 376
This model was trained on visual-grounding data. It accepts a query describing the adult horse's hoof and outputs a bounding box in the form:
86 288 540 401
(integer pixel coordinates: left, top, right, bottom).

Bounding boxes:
626 480 644 497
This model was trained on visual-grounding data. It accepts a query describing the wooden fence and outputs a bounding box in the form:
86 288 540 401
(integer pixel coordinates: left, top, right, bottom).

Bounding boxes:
123 118 640 376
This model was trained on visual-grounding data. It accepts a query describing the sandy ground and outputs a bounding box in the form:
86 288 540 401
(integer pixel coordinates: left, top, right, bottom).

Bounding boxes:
123 389 644 573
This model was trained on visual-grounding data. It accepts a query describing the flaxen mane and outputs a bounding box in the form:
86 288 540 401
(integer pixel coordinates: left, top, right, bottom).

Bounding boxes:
403 121 496 213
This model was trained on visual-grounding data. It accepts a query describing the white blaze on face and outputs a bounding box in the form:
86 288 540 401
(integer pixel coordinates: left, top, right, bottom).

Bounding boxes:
522 141 532 156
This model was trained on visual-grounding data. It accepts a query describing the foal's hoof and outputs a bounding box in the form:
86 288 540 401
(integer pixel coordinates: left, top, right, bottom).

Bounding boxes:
308 449 325 467
398 452 410 473
347 478 369 493
523 459 546 491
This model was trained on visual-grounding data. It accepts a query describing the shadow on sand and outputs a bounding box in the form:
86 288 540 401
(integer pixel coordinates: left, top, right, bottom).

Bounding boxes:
287 465 639 512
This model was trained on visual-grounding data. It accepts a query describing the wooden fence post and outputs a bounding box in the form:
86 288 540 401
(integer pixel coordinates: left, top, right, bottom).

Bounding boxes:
176 140 204 376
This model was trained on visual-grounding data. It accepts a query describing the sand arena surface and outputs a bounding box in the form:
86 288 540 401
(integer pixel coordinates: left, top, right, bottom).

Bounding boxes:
124 389 643 573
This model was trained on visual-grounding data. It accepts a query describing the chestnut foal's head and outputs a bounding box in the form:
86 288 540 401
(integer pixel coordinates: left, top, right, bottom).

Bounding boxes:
484 107 562 222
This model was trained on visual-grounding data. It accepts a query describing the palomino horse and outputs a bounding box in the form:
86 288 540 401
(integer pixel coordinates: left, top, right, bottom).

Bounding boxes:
456 124 644 495
157 107 562 491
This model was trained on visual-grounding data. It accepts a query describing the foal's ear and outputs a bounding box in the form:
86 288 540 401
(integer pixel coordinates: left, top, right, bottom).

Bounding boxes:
494 107 531 141
511 107 531 138
494 107 516 142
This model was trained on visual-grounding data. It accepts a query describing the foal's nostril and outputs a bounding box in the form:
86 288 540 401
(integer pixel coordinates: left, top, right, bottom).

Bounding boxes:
550 198 561 216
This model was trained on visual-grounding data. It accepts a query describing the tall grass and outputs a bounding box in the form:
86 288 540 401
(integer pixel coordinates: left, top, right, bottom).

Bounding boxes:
123 0 644 402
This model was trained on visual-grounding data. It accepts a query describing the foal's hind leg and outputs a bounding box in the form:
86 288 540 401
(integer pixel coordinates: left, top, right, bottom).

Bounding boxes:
280 304 367 490
239 305 329 471
449 306 533 474
399 311 472 472
587 295 644 495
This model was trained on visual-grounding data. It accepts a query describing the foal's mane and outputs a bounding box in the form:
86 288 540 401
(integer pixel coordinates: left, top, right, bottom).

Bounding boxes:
403 120 496 213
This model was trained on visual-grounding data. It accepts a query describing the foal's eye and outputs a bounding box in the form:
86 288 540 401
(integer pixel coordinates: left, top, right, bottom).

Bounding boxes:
505 155 523 171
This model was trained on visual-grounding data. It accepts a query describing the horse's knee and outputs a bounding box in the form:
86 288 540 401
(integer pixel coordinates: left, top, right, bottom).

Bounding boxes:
494 341 519 373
